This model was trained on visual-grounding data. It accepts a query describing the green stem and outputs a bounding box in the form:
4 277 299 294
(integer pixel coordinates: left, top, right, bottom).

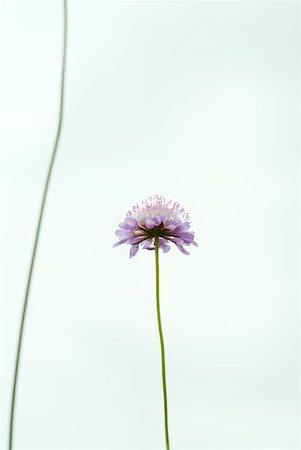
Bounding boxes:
155 237 170 450
8 2 67 449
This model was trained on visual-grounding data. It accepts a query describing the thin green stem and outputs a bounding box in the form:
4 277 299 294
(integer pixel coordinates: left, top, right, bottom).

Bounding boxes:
8 2 68 449
155 237 170 450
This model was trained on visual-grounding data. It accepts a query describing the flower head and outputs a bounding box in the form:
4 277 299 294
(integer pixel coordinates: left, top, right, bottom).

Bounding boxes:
113 195 198 258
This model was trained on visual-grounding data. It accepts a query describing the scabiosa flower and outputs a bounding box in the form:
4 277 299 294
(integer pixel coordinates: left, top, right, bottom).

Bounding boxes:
114 195 198 449
113 195 197 258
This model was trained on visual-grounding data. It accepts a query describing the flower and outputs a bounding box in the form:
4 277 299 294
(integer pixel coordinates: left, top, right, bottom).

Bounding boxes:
113 195 198 258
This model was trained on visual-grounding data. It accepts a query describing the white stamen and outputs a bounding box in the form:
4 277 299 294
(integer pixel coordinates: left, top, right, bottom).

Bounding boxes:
127 195 190 222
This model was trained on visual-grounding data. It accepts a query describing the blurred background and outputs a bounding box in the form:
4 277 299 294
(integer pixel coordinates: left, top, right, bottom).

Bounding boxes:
0 1 299 449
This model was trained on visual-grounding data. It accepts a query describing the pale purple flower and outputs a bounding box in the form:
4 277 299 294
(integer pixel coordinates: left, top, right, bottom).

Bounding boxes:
113 195 198 258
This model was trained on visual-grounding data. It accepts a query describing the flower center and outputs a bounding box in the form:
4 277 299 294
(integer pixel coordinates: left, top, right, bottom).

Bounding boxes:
146 226 168 239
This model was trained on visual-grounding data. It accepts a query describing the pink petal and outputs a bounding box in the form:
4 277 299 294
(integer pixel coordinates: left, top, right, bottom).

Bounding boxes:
159 239 170 253
118 222 130 230
115 229 133 238
174 222 190 234
165 224 177 231
128 236 147 245
129 244 139 258
175 242 190 255
144 218 157 229
178 231 194 244
113 238 128 247
164 217 180 228
142 239 154 249
119 217 139 230
165 236 190 255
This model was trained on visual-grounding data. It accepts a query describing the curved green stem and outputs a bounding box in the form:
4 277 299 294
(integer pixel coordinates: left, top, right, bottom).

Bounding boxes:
8 2 68 449
155 237 170 450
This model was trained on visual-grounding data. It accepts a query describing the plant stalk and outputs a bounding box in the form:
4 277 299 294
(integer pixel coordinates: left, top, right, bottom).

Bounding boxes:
8 1 68 449
155 237 170 450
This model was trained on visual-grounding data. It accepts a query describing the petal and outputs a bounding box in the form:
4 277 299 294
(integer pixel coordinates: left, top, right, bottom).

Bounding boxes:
165 224 177 231
176 242 190 255
165 236 190 255
164 217 180 228
129 244 139 258
160 215 168 225
159 239 170 253
164 236 183 245
142 239 154 249
178 231 194 244
128 236 147 245
115 229 133 238
113 238 128 247
174 222 190 234
144 218 157 229
119 217 139 230
118 222 130 230
163 217 175 227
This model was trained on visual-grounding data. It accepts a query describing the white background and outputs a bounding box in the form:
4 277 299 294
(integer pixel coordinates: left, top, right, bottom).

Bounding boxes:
0 1 299 449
